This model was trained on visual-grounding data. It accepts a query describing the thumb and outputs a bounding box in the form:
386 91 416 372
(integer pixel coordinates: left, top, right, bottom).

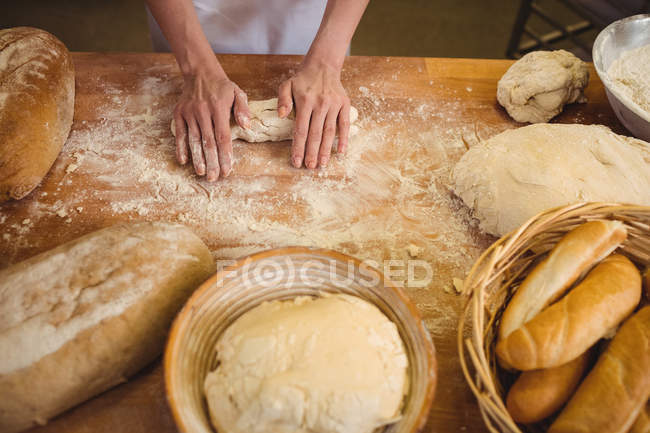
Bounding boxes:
277 80 293 118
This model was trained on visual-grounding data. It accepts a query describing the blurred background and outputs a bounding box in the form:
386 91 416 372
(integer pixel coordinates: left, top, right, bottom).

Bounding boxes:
1 0 648 60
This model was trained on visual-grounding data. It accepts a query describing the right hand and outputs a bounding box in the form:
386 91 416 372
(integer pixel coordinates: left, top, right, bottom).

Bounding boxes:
173 70 250 181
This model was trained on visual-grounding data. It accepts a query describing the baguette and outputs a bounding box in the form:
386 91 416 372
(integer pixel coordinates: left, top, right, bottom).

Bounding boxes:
506 350 591 424
499 220 627 340
0 222 215 433
0 27 75 202
496 254 641 370
548 306 650 433
630 401 650 433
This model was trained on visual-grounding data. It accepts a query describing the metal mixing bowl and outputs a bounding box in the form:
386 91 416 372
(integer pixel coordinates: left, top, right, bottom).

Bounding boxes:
593 14 650 142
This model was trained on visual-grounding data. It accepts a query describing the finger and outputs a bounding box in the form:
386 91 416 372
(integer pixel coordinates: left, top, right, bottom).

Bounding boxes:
291 101 312 168
173 109 189 165
304 108 327 169
337 103 351 154
186 115 206 176
233 89 250 129
318 108 339 168
214 104 233 177
196 107 219 182
277 81 293 118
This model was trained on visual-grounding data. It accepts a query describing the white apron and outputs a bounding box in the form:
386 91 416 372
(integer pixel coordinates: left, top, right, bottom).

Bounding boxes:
147 0 327 55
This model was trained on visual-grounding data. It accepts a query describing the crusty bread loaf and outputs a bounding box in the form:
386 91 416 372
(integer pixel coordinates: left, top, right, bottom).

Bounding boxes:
496 254 641 370
499 220 627 340
0 222 215 433
506 350 591 424
549 306 650 433
0 27 75 202
645 268 650 301
630 401 650 433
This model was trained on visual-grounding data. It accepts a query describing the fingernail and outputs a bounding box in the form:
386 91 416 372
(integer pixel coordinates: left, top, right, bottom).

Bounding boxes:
278 106 287 118
239 115 250 129
222 164 231 177
320 157 329 167
292 157 302 167
306 159 316 169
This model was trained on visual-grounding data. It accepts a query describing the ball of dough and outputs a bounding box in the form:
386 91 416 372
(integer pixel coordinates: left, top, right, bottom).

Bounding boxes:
497 50 589 123
451 123 650 236
204 294 409 433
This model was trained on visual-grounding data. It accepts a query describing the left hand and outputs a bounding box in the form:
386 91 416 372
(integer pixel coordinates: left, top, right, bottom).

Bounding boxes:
277 60 351 169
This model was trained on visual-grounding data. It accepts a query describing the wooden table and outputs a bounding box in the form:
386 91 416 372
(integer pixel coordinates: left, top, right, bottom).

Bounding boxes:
0 54 622 433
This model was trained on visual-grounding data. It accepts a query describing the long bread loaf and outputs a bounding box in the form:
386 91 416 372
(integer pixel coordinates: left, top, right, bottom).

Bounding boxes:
0 27 75 202
0 222 215 433
630 401 650 433
496 254 641 370
506 350 591 423
549 306 650 433
499 220 626 340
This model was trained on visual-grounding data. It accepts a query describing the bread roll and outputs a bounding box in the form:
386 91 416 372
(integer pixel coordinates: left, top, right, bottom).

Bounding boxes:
0 27 75 202
645 269 650 302
0 222 215 433
496 254 641 370
630 402 650 433
506 350 591 424
499 220 627 340
548 306 650 433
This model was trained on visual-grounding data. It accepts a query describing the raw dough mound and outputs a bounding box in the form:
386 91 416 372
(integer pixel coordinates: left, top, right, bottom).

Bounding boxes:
171 98 359 143
232 98 359 142
497 50 589 123
204 294 409 433
451 124 650 236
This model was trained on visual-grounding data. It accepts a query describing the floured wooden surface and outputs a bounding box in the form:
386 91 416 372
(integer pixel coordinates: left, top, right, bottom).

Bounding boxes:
0 54 622 433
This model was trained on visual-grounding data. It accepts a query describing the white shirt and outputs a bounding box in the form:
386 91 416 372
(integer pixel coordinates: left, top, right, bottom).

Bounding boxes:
147 0 327 55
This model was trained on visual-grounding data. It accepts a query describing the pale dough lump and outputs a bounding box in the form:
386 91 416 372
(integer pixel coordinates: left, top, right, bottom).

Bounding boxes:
452 123 650 236
497 50 589 123
171 98 359 143
204 294 409 433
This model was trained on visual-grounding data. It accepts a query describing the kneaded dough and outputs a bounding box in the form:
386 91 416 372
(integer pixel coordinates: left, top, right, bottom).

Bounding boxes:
171 98 359 143
204 294 409 433
451 124 650 236
497 50 589 123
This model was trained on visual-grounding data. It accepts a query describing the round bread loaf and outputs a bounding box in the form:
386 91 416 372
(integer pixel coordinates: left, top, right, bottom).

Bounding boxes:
0 27 75 202
0 222 216 433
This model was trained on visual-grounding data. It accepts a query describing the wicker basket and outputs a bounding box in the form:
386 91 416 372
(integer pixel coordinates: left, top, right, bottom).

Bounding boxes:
458 202 650 433
165 246 437 433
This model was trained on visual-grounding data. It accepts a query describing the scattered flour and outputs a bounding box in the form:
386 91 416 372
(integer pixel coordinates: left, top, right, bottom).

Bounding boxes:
608 43 650 117
0 62 499 338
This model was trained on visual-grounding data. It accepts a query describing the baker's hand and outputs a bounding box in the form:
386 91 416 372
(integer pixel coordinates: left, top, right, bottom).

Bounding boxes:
278 60 351 169
173 71 250 181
